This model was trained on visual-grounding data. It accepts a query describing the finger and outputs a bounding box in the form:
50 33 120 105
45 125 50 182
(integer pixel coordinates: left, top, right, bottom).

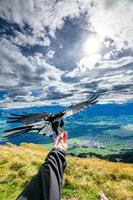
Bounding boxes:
54 136 60 146
62 131 68 142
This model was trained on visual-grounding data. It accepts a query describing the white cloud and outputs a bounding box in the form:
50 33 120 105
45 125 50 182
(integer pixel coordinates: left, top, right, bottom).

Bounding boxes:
0 37 67 95
66 53 101 77
0 0 83 38
0 37 75 107
0 0 132 46
122 124 133 131
99 93 133 104
46 50 55 59
0 100 53 109
0 38 30 72
0 0 133 107
98 73 132 90
89 0 133 49
11 31 50 47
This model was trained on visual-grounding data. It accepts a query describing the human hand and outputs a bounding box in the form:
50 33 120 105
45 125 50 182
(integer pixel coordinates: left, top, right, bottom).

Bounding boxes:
54 131 68 152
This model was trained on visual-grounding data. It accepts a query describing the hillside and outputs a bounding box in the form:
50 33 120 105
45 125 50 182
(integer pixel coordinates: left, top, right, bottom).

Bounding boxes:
0 143 133 200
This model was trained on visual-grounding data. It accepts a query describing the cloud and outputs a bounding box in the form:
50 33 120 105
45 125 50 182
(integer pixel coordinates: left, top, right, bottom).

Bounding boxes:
0 0 83 38
46 50 55 59
65 54 133 104
0 0 133 108
66 53 102 77
0 37 79 108
122 124 133 131
0 0 132 46
89 0 133 49
0 37 69 106
11 30 50 47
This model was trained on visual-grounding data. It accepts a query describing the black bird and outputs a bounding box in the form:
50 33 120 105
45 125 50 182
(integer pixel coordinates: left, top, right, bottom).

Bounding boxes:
4 94 99 139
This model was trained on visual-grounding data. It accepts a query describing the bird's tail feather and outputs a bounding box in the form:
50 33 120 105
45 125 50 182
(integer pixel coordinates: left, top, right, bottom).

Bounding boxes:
3 124 34 139
4 124 33 133
4 128 31 139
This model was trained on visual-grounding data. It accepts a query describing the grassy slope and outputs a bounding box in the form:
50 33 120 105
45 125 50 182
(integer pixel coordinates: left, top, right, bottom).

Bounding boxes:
0 143 133 200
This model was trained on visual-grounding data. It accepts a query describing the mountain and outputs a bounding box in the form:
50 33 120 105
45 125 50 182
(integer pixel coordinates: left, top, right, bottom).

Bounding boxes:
0 103 133 161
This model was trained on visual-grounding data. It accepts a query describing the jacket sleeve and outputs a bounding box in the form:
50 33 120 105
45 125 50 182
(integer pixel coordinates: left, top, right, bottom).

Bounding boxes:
17 148 67 200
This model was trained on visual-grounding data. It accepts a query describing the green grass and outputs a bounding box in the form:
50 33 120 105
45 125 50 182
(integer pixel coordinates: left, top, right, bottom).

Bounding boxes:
0 143 133 200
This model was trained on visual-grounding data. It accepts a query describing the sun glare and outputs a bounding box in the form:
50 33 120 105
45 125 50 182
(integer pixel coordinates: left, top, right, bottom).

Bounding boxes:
83 36 101 55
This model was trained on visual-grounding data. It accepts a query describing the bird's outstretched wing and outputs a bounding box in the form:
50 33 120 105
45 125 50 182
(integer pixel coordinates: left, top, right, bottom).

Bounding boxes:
63 94 99 117
4 112 55 139
6 112 49 124
4 94 99 139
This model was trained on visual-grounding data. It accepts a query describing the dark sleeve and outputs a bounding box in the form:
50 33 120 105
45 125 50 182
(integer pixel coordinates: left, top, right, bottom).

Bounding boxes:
17 148 67 200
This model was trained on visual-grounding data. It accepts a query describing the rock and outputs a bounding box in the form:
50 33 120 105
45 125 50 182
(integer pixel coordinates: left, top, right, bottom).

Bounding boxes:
100 192 109 200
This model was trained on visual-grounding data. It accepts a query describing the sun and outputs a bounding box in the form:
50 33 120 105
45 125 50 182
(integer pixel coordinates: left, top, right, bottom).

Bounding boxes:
83 35 101 55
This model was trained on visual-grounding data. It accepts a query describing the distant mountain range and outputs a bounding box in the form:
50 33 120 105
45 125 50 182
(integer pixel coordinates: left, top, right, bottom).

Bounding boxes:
0 103 133 163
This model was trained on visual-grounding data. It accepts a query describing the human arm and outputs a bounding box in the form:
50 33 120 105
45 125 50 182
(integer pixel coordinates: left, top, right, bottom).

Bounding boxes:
17 131 68 200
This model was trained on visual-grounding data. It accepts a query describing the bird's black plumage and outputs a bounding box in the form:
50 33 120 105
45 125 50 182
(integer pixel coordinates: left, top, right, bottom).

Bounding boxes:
4 94 100 139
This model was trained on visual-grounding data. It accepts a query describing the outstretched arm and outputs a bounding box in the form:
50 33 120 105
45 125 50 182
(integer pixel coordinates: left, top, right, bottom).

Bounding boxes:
17 131 68 200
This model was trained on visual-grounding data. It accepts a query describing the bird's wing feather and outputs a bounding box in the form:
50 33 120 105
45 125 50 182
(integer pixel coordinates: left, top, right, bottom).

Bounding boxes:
63 94 99 117
7 112 49 125
4 120 54 139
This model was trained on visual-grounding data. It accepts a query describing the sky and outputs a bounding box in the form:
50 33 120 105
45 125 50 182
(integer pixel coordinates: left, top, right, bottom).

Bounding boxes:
0 0 133 109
